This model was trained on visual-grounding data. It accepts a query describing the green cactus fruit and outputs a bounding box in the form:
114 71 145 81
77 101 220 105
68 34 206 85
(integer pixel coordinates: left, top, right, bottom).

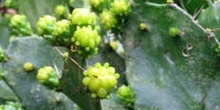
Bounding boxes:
117 85 135 105
167 0 174 4
89 0 104 7
88 78 101 92
55 5 67 17
37 66 60 88
82 62 120 99
52 20 70 37
139 23 148 31
100 10 117 29
36 15 56 35
70 8 96 26
23 62 34 72
72 25 101 55
10 14 32 36
97 88 107 98
169 27 180 37
62 52 69 60
110 0 130 16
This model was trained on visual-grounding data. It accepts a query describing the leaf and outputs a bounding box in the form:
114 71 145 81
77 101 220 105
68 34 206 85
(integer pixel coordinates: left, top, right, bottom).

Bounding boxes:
0 26 10 49
197 1 220 38
0 17 10 49
60 53 101 110
122 2 220 110
101 98 127 110
0 80 19 103
2 36 75 110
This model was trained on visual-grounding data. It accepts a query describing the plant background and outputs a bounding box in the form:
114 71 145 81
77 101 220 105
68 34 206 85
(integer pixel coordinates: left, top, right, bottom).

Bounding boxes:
1 0 220 110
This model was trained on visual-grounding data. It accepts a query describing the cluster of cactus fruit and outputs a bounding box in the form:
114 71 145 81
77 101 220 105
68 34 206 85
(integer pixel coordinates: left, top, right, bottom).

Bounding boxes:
9 14 32 36
90 0 130 30
37 66 60 88
116 85 135 105
82 62 120 98
36 8 101 56
2 0 220 109
1 0 135 104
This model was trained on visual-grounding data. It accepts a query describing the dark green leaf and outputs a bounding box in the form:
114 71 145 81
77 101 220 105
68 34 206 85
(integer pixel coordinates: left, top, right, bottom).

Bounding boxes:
0 80 19 103
122 2 220 110
3 36 75 110
198 1 220 38
0 16 10 49
101 98 127 110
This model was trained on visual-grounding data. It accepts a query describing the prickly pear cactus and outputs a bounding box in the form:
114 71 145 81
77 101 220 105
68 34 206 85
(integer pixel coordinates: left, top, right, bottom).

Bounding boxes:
0 0 220 110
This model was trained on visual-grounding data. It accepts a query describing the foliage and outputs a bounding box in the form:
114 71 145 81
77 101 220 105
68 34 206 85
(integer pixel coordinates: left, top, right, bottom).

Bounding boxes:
0 0 220 110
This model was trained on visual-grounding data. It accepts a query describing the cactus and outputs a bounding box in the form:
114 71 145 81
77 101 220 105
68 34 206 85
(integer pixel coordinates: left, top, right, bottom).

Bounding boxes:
1 0 220 110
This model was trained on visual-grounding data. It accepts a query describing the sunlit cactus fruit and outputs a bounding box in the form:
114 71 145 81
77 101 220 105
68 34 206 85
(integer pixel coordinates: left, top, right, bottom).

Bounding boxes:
70 8 96 26
100 10 117 29
117 85 135 105
82 62 120 99
72 25 101 55
36 15 56 35
55 5 67 17
97 88 108 98
89 0 103 7
169 27 180 37
52 19 70 37
139 22 148 31
110 0 130 16
62 52 69 60
10 14 32 36
10 14 25 26
167 0 174 4
37 66 60 88
23 62 34 72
